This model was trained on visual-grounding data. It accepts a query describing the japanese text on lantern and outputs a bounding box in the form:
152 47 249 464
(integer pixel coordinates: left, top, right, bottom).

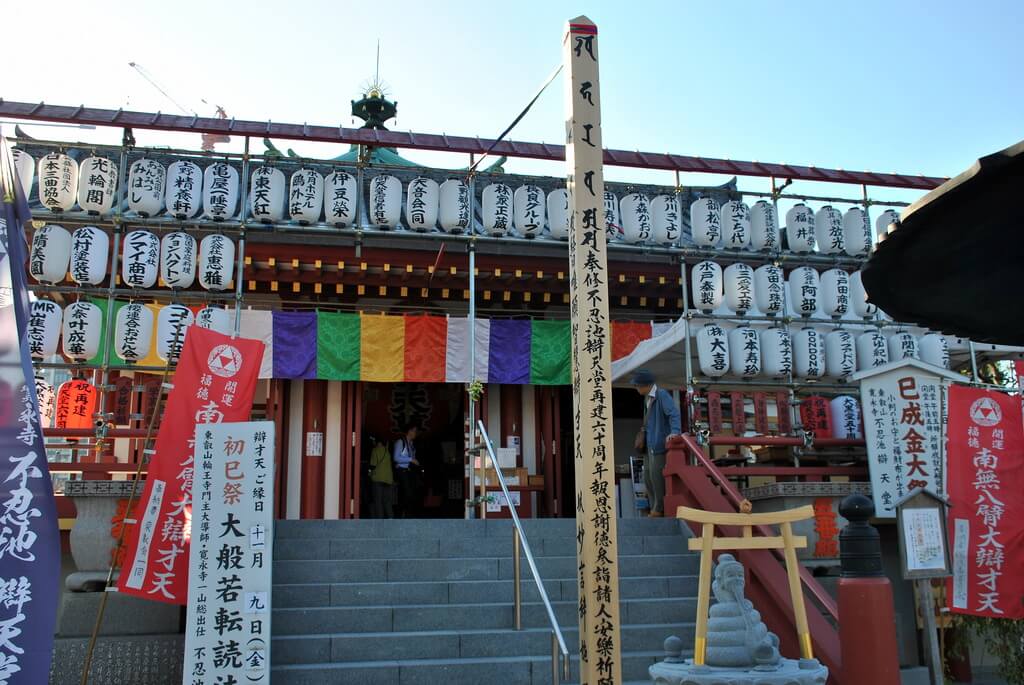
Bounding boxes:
183 422 274 684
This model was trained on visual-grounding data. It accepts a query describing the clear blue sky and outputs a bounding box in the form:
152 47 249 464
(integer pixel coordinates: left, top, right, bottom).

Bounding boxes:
5 0 1021 203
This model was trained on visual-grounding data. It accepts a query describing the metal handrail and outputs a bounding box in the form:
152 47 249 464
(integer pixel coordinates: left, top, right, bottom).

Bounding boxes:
475 420 571 683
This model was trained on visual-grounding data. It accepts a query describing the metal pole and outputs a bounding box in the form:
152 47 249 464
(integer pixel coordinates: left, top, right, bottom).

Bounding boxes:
967 340 980 382
466 175 477 519
513 526 522 630
233 137 251 336
916 578 944 685
679 259 695 433
551 631 561 684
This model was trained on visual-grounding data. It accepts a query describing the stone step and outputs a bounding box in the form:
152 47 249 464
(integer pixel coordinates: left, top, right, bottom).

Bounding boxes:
272 553 699 584
274 533 688 560
272 623 693 664
272 597 698 635
273 517 685 540
270 650 669 685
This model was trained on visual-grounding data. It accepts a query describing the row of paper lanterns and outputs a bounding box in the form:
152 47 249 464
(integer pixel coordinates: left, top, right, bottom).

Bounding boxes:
15 150 900 250
694 324 949 379
27 298 233 362
29 225 235 290
690 261 874 318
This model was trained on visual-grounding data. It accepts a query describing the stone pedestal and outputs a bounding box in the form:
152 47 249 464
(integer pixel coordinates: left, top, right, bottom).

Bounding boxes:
64 480 141 591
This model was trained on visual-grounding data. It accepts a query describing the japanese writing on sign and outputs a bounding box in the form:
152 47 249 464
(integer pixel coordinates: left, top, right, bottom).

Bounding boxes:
947 387 1024 619
184 422 274 685
860 371 944 517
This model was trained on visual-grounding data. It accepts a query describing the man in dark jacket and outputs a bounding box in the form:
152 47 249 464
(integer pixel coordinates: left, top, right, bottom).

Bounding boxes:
631 369 681 517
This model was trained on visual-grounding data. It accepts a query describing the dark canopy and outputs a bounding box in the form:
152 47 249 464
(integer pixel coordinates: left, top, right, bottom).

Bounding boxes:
863 140 1024 345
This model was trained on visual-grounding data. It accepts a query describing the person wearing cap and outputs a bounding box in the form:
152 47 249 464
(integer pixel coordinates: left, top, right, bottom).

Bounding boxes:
631 369 681 517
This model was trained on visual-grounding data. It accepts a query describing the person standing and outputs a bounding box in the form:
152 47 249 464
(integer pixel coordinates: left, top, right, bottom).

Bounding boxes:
631 369 681 517
368 436 394 518
393 423 420 518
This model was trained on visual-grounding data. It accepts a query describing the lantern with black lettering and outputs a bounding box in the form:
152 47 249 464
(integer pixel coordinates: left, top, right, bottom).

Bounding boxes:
830 395 863 439
789 266 820 317
196 306 233 336
11 149 34 198
856 330 889 370
697 324 730 377
55 379 98 430
28 300 62 359
825 328 857 378
750 201 778 251
203 162 240 221
369 174 401 230
604 191 621 241
690 197 721 247
784 204 816 253
849 270 876 319
814 205 845 254
842 207 872 256
289 167 324 224
199 234 235 291
546 188 570 240
754 264 784 316
37 152 79 212
729 326 761 378
29 224 71 284
440 179 471 234
875 209 900 241
723 263 755 314
127 158 166 217
406 177 440 232
721 200 751 249
691 260 723 312
919 333 950 369
77 156 118 215
160 232 197 289
888 331 919 361
324 170 357 227
156 305 195 361
793 327 826 378
121 230 159 289
249 166 286 223
165 160 202 220
114 303 154 362
650 194 680 245
620 193 651 244
70 226 109 286
761 327 792 377
61 302 102 360
482 183 512 237
35 377 55 428
820 268 850 318
513 185 546 239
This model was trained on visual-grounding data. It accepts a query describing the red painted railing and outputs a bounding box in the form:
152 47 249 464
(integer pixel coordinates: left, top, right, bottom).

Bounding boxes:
664 434 845 683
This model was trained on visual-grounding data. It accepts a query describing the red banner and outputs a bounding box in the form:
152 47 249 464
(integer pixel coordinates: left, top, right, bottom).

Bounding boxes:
947 386 1024 618
118 326 264 603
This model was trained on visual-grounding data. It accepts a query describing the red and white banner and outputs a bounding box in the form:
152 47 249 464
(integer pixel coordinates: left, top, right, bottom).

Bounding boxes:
118 326 264 603
947 386 1024 618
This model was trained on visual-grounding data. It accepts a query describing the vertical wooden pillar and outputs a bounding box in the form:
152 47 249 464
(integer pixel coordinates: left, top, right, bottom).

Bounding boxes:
500 384 523 466
300 379 326 519
268 379 286 519
563 15 622 683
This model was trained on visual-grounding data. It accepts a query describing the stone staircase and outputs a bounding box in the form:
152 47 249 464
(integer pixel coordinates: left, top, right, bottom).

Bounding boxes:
270 517 698 684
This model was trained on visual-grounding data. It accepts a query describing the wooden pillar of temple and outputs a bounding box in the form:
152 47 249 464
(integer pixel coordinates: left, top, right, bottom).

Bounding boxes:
300 379 327 519
499 384 523 466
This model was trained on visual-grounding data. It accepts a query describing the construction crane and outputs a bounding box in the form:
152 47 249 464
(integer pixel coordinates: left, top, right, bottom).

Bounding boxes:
128 61 230 151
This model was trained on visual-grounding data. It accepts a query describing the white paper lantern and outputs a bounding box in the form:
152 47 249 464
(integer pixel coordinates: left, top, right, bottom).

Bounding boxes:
160 232 197 289
249 166 286 223
481 183 512 236
888 331 919 361
324 170 358 227
761 328 792 377
849 270 877 318
121 230 160 289
439 179 471 234
127 158 166 217
814 206 845 254
604 191 621 241
691 260 723 311
513 185 546 238
114 303 154 362
619 193 651 244
28 300 62 359
650 195 680 245
724 263 755 314
77 156 118 215
750 201 778 251
157 305 195 361
690 197 722 247
919 333 950 369
203 162 240 221
753 264 784 316
289 167 324 224
857 331 889 370
37 152 79 212
842 207 872 256
696 324 730 377
62 302 102 360
785 204 816 253
721 200 751 249
729 326 761 378
11 149 34 198
546 188 570 240
789 266 820 317
70 226 109 285
35 377 55 428
369 174 402 230
875 209 900 241
199 234 235 291
165 160 203 220
820 269 850 318
196 307 234 336
793 327 826 379
830 396 863 439
825 329 857 378
406 177 440 232
29 224 71 284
